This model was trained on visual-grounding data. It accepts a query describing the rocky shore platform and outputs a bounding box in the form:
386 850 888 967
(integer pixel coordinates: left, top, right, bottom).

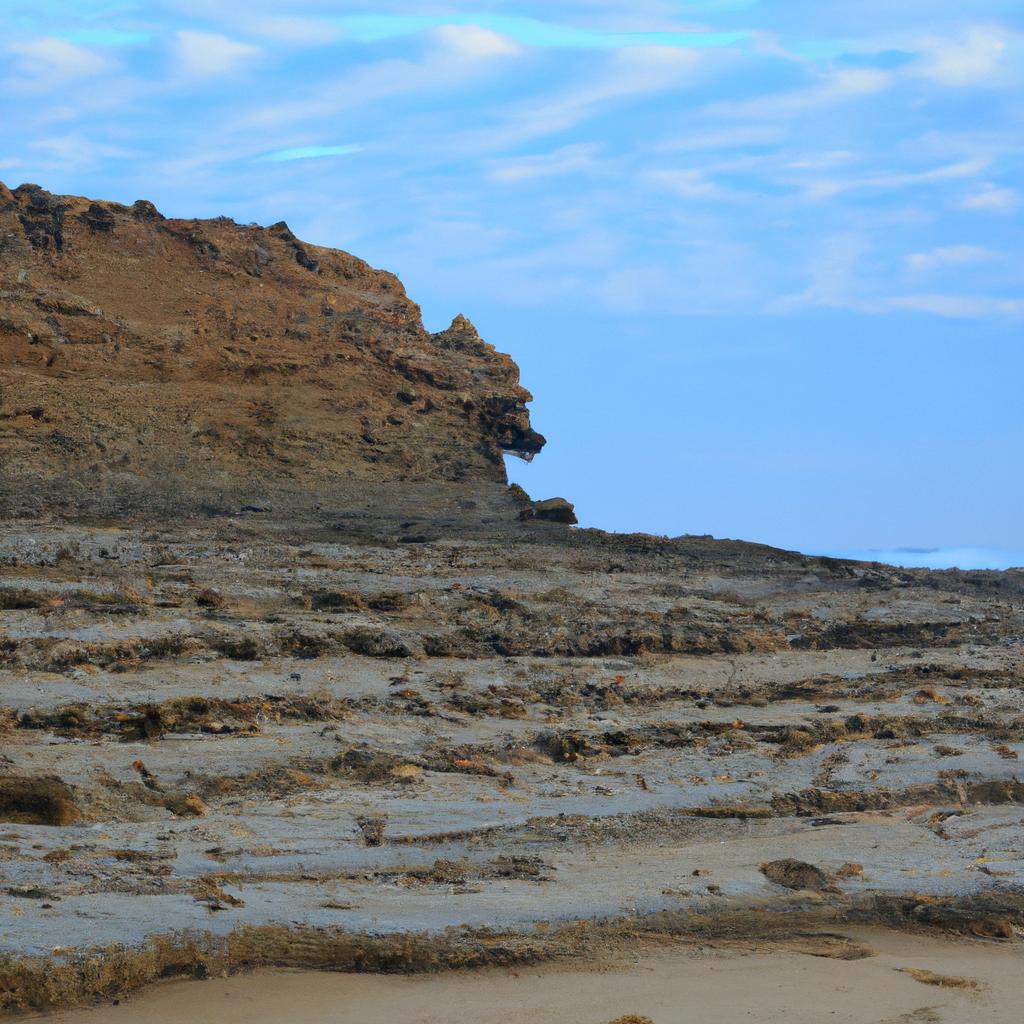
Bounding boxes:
0 186 1021 1014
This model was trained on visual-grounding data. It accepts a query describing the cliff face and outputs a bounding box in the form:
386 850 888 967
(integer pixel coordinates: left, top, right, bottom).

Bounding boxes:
0 182 544 518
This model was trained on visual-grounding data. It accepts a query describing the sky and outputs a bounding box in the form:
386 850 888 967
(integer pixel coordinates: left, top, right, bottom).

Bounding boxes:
2 1 1022 568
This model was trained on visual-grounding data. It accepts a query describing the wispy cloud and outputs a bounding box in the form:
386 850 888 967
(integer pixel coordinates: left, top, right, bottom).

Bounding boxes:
331 13 750 51
433 24 522 59
906 245 995 271
914 25 1012 86
646 167 732 199
259 144 361 163
658 125 782 152
889 294 1024 317
6 37 112 91
27 132 139 172
800 158 989 201
472 45 703 151
244 26 522 130
961 184 1019 212
242 15 339 45
60 29 154 48
706 67 893 119
490 143 601 183
770 234 876 314
174 31 260 77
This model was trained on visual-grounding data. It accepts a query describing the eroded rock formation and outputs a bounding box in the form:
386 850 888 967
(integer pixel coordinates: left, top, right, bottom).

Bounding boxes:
3 183 1023 1017
0 182 544 518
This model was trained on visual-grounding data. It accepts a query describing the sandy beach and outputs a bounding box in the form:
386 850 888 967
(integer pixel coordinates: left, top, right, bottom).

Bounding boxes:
36 929 1023 1024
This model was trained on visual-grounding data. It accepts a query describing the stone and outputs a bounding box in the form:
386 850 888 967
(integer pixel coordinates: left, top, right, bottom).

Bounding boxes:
0 183 547 525
520 497 578 524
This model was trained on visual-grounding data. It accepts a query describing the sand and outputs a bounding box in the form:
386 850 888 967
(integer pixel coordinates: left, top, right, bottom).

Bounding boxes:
35 930 1023 1024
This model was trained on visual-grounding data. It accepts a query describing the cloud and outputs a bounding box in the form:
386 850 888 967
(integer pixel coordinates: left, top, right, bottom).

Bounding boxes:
770 234 875 313
243 16 340 46
706 67 893 119
7 37 111 89
174 31 260 77
260 144 361 162
481 45 702 149
646 168 730 199
801 158 988 201
332 14 749 51
244 24 526 130
658 125 782 152
491 144 601 182
961 184 1019 212
784 151 852 170
26 133 139 172
433 25 521 59
889 293 1024 317
60 30 154 48
906 245 995 271
916 26 1010 85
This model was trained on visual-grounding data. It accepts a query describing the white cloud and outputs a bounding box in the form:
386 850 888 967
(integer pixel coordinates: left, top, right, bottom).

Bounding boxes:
175 31 260 77
802 158 988 201
916 26 1010 86
244 27 523 130
434 25 521 60
491 143 600 182
658 125 782 152
646 168 730 199
477 45 701 150
25 133 139 172
708 67 892 120
785 151 852 170
906 245 995 272
770 234 876 313
961 184 1019 212
7 38 111 90
889 294 1024 317
244 16 339 46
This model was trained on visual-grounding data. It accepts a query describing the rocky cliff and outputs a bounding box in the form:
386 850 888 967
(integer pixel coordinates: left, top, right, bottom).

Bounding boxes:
0 183 545 520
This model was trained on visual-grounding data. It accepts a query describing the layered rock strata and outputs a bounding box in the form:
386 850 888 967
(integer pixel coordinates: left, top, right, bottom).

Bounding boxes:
0 183 543 520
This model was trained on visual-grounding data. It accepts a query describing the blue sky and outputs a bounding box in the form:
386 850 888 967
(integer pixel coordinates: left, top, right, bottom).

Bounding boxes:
2 2 1022 567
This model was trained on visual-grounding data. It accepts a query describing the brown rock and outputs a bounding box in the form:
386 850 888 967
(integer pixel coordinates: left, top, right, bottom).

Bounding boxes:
520 496 578 524
834 862 864 880
0 183 546 523
0 776 80 826
759 858 829 890
164 793 208 817
356 815 387 847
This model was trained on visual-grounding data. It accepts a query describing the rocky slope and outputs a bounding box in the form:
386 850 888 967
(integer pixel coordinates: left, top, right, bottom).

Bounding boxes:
0 182 544 520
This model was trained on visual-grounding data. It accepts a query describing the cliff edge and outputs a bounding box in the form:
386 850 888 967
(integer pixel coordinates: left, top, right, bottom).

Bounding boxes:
0 182 545 520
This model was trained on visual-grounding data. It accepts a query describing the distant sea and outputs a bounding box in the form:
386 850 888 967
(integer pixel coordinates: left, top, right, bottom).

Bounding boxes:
819 547 1024 571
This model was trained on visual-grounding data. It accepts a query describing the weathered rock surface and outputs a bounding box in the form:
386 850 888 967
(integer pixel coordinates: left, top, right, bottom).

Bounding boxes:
1 518 1023 1012
1 184 1023 1016
0 182 544 519
520 496 578 524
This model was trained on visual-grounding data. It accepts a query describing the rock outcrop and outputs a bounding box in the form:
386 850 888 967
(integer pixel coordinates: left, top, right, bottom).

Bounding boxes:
0 182 544 519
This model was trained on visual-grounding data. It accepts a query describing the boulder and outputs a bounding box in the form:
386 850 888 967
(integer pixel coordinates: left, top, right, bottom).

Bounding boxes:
520 497 577 525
